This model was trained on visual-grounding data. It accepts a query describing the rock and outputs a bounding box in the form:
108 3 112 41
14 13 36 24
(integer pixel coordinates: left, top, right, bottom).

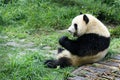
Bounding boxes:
112 55 120 60
0 35 8 39
5 41 20 47
26 48 38 51
42 46 51 50
67 76 87 80
22 42 34 48
19 39 25 42
67 54 120 80
49 50 57 55
5 41 34 48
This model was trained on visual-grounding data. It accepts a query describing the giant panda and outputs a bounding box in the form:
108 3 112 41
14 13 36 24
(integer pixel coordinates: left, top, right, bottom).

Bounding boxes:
44 14 110 68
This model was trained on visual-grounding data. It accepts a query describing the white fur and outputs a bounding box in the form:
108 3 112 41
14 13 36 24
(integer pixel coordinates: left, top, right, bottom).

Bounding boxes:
68 14 110 37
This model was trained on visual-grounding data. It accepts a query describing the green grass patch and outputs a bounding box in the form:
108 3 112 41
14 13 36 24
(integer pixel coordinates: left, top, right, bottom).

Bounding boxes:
0 49 74 80
110 26 120 38
0 0 120 30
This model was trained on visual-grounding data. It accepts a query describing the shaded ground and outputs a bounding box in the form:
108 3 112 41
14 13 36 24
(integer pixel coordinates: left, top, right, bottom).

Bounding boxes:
68 55 120 80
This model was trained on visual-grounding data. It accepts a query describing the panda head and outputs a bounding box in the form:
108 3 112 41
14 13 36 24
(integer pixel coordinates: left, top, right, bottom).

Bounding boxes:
68 14 90 37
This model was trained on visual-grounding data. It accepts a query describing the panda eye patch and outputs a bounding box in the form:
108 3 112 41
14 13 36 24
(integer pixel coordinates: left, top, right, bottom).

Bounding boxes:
74 23 78 31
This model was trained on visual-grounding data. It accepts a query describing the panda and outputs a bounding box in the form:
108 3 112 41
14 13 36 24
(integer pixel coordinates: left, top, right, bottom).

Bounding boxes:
44 14 110 68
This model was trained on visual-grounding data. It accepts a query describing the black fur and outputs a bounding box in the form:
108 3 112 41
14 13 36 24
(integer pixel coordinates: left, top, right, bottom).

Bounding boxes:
44 57 71 68
80 12 83 15
58 48 64 53
59 33 110 57
74 23 78 31
83 15 89 24
44 60 57 68
73 23 78 37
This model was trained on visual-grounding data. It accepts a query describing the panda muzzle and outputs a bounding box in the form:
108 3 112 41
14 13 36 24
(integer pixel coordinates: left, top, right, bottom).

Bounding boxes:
68 29 78 37
73 32 78 37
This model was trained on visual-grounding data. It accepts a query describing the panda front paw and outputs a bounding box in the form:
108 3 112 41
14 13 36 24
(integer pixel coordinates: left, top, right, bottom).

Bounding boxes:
44 60 57 68
59 36 69 46
60 36 68 41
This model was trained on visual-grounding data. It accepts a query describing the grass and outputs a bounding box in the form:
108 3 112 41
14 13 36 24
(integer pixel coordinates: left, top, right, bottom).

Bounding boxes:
0 48 73 80
0 0 120 29
0 0 120 80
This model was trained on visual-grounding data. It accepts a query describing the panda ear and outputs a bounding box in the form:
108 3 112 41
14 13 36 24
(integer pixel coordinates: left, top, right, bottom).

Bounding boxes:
83 15 89 24
80 12 83 15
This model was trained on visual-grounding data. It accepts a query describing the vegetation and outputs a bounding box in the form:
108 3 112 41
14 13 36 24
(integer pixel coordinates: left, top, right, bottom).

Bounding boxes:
0 0 120 29
110 26 120 38
0 0 120 80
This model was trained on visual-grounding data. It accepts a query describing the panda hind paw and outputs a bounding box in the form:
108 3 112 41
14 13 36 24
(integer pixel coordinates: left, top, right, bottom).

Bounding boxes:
44 60 57 68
